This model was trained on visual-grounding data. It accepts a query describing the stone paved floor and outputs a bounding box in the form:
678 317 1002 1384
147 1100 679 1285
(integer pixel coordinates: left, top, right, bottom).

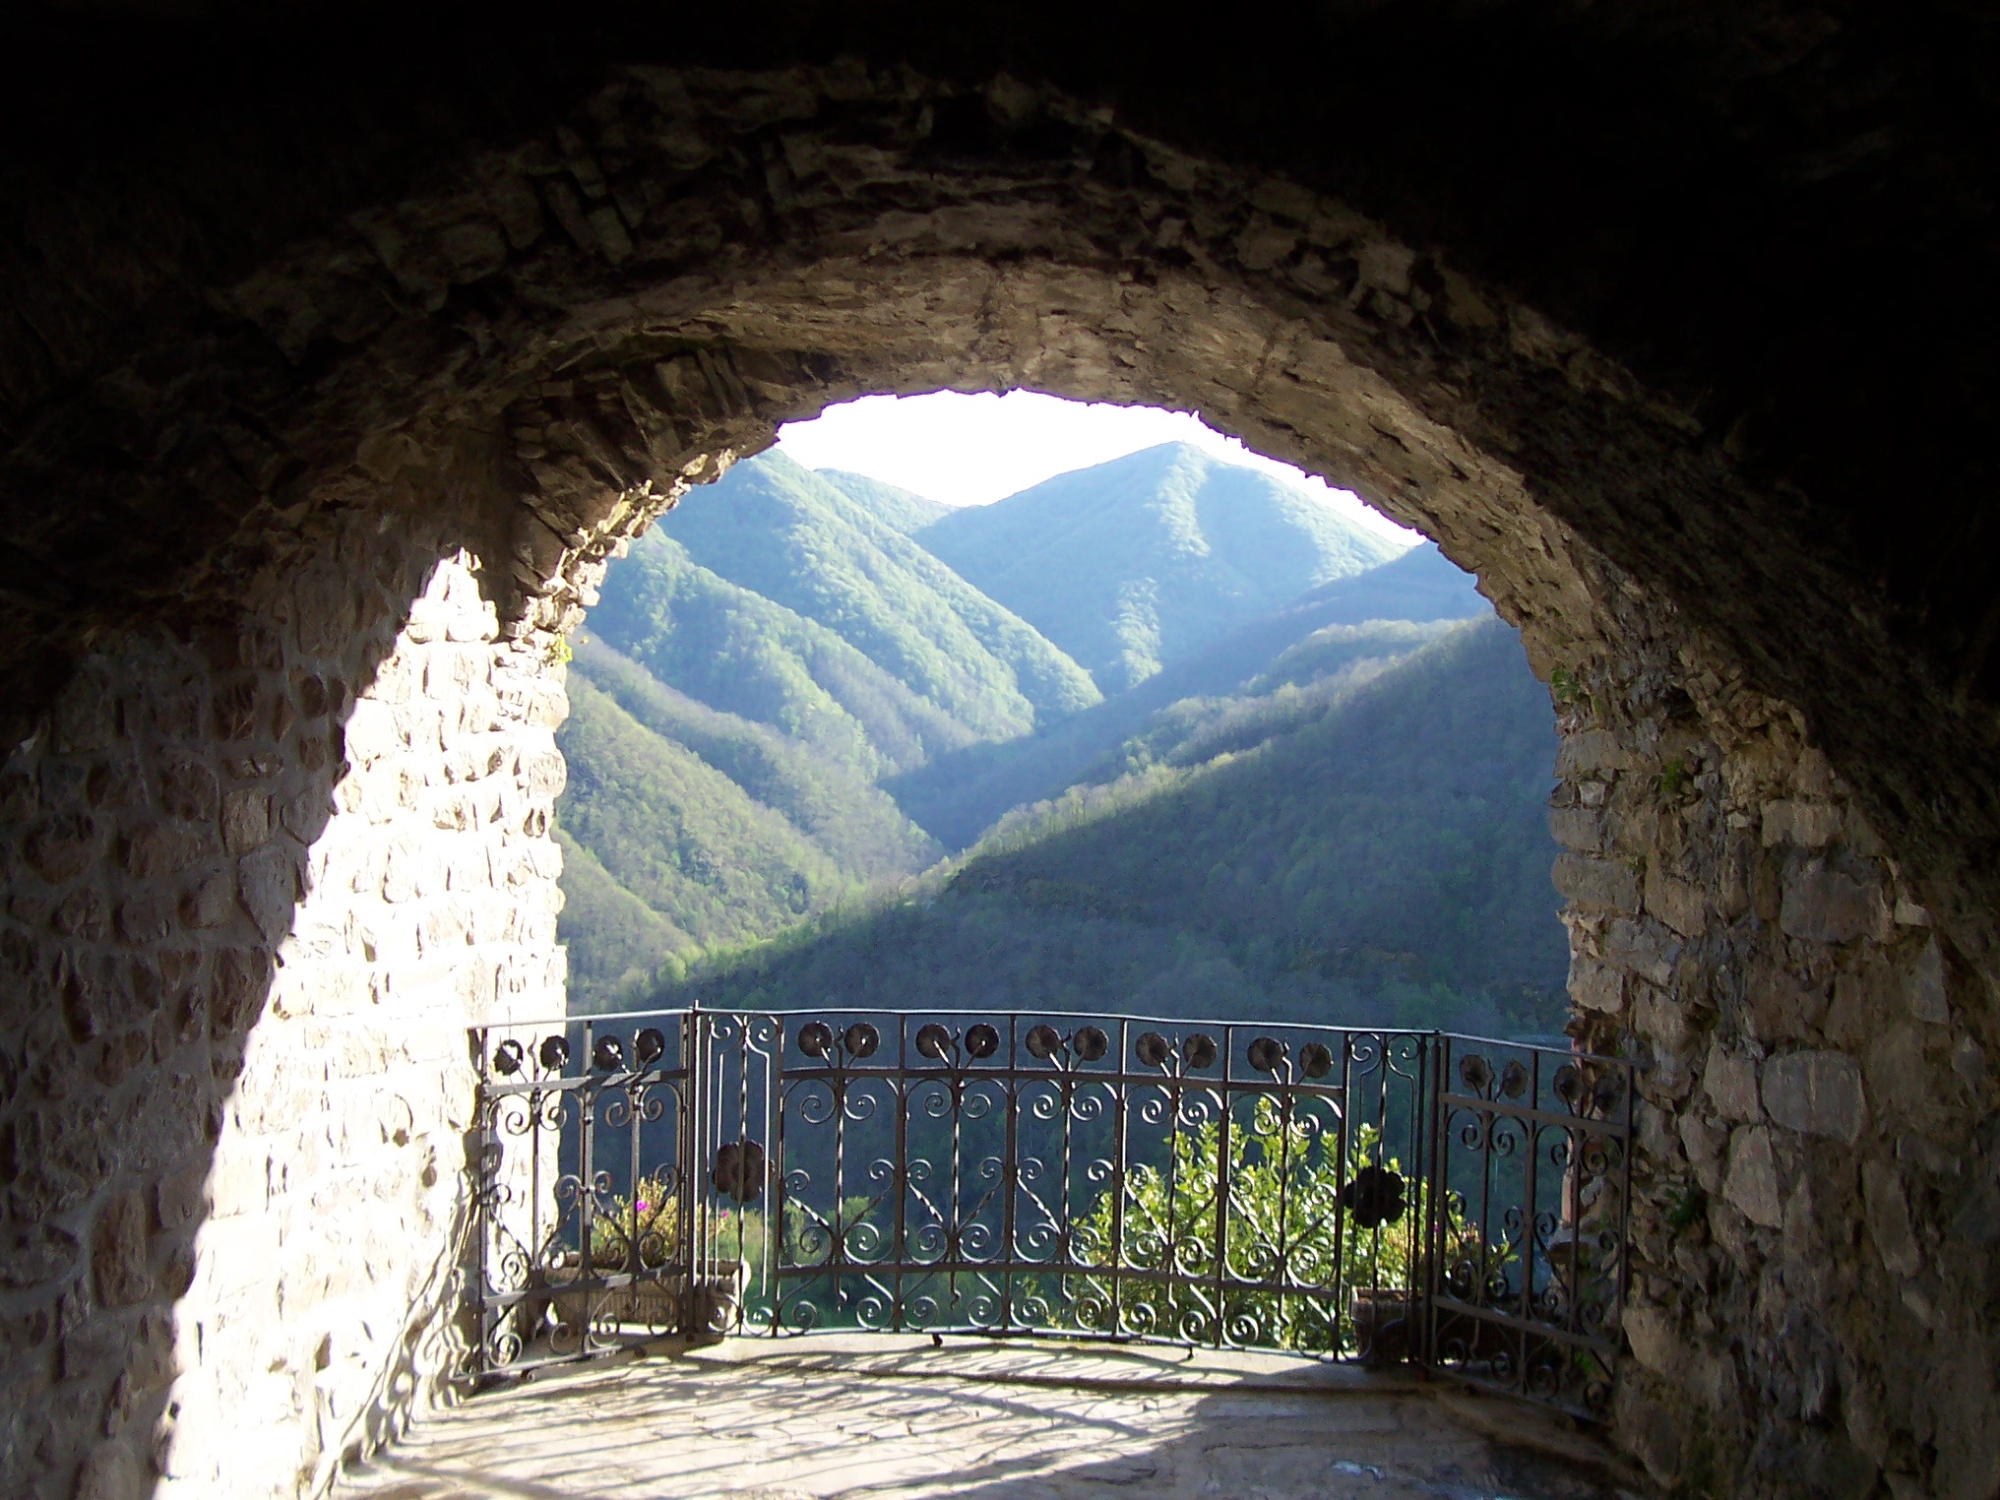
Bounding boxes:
340 1338 1647 1500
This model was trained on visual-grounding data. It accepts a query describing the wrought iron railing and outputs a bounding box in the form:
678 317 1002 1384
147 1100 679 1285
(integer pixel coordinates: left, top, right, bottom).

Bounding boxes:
463 1006 1632 1419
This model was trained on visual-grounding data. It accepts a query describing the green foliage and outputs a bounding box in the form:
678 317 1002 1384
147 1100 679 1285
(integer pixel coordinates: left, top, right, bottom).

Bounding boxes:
554 674 863 1004
560 451 1564 1041
645 618 1567 1034
920 443 1408 693
1666 1185 1707 1234
657 451 1100 737
1655 757 1693 799
586 528 965 779
814 468 953 534
1548 664 1594 717
1071 1116 1437 1352
888 616 1462 850
573 635 939 881
553 829 691 1010
588 1175 682 1271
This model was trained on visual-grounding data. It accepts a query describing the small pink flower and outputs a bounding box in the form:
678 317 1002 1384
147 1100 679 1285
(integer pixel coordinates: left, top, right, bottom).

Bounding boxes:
635 1200 650 1213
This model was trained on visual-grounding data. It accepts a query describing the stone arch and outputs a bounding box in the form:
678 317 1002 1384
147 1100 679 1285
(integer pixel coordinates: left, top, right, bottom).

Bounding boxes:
1 38 1995 1500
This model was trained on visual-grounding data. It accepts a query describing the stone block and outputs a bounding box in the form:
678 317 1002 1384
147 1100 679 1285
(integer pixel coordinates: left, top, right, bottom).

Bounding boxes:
1551 854 1641 913
1644 867 1707 938
1724 1125 1785 1227
1570 955 1623 1013
1547 804 1605 852
24 815 98 883
92 1192 153 1306
154 1163 209 1230
181 871 235 930
1704 1041 1761 1122
2 1224 82 1290
1556 728 1642 777
220 789 271 855
1604 916 1680 986
1861 1159 1922 1278
1780 859 1889 945
1763 1050 1868 1142
1908 936 1949 1023
1863 1025 1934 1127
73 1438 144 1500
238 841 300 941
1679 1113 1728 1194
1761 798 1840 848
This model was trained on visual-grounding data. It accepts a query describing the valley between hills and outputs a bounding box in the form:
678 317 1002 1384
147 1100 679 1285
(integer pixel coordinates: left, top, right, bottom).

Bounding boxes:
556 442 1566 1037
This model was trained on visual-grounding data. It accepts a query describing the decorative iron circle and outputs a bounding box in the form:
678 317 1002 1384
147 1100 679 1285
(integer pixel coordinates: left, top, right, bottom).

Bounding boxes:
1183 1033 1219 1071
1553 1063 1582 1106
798 1021 834 1059
1072 1026 1109 1063
712 1140 766 1203
843 1022 880 1059
1134 1031 1171 1068
537 1035 569 1072
1459 1054 1492 1092
1024 1024 1062 1061
635 1028 666 1067
964 1024 1000 1059
1299 1042 1334 1079
915 1023 953 1061
1246 1036 1285 1073
492 1039 524 1077
1500 1060 1529 1099
592 1035 625 1072
1339 1164 1407 1228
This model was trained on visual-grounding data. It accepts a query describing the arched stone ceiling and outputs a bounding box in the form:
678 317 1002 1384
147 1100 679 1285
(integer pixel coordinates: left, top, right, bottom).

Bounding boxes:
1 8 1995 981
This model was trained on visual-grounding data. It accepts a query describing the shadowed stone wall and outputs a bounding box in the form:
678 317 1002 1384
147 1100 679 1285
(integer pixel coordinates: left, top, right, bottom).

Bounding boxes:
1552 615 1999 1499
1 522 568 1500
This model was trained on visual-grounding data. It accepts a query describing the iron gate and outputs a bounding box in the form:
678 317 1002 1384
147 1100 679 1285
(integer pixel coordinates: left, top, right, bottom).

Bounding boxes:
465 1006 1632 1418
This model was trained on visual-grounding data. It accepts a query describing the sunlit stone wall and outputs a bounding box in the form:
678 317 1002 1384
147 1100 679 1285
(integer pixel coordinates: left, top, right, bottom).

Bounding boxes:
0 524 567 1500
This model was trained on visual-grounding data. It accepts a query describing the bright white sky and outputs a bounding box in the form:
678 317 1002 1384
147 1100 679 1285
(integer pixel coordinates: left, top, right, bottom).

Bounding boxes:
775 391 1421 546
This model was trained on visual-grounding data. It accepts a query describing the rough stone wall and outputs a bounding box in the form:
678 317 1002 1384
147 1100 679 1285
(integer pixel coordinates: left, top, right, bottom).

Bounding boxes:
1544 611 2000 1500
0 523 568 1500
0 50 1994 1500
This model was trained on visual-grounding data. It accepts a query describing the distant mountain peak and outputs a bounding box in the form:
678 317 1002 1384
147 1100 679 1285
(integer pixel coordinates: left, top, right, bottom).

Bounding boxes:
914 444 1409 693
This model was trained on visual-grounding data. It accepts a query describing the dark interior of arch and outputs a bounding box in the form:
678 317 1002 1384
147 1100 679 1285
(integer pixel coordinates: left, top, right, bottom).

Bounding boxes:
4 5 2000 1498
4 0 1997 946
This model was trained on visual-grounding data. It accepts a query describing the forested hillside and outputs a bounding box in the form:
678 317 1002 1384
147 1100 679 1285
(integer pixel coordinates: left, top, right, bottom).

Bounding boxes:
885 543 1489 847
651 617 1567 1035
653 451 1100 737
555 444 1563 1032
919 442 1407 692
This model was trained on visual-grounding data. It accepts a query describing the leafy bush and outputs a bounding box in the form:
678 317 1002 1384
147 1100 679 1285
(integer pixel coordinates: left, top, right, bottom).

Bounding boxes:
1069 1114 1448 1353
587 1175 682 1271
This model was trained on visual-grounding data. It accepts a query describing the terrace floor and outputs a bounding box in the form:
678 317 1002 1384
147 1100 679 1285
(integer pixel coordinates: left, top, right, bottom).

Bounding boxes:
339 1337 1649 1500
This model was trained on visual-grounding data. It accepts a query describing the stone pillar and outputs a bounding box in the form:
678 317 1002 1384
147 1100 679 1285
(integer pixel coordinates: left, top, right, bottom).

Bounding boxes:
1550 642 2000 1499
0 523 569 1500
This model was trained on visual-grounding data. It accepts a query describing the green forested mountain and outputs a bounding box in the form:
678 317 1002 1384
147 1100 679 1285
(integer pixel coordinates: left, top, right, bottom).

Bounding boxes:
919 442 1409 693
557 444 1560 1034
885 542 1488 847
654 451 1100 738
586 529 978 779
649 616 1566 1034
572 636 940 881
556 641 946 1010
815 469 954 535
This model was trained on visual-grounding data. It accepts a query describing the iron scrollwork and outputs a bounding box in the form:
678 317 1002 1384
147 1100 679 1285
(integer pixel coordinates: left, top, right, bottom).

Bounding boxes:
462 1007 1633 1419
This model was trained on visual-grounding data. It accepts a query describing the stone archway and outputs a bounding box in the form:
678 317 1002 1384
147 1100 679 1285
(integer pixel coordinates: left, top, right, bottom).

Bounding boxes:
2 41 1996 1500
